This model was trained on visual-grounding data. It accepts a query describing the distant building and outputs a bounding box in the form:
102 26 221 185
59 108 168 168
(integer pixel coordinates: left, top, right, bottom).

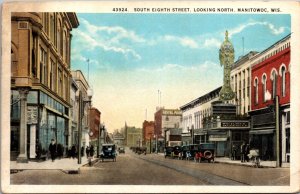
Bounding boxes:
70 78 79 147
113 132 125 146
71 70 92 148
142 120 155 142
125 126 142 147
180 87 221 145
154 108 182 151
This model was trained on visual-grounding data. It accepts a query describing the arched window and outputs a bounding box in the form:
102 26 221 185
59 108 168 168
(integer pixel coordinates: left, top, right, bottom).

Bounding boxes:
63 30 67 62
271 70 278 99
262 74 267 102
57 20 62 55
281 66 286 97
254 78 258 104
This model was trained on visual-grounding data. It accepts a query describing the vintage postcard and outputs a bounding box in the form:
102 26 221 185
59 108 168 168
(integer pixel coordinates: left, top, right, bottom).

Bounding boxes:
1 0 300 193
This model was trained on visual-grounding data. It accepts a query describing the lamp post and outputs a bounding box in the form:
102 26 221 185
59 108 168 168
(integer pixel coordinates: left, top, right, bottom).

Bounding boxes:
76 89 92 164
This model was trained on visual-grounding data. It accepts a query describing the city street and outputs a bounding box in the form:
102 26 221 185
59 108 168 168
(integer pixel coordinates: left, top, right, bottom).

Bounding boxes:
10 148 289 185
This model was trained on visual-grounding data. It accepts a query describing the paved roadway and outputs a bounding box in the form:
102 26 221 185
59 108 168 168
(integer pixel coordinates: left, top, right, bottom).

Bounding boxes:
10 148 289 185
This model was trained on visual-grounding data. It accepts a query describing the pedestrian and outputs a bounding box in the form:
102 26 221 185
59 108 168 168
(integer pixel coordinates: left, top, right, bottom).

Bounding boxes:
71 144 76 159
49 139 57 162
240 142 246 163
86 146 90 158
90 145 94 157
81 146 84 157
231 145 237 160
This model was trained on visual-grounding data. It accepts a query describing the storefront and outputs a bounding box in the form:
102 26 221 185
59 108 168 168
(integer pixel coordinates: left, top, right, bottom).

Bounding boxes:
10 89 70 160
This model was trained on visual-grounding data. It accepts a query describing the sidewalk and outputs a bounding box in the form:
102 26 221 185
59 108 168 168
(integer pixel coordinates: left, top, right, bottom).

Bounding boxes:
10 157 98 174
151 153 290 168
214 157 290 168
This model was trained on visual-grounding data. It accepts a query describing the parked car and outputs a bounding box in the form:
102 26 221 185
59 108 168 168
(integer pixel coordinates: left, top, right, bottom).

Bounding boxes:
118 147 125 154
181 145 190 160
100 144 117 162
171 146 182 159
195 143 215 163
164 146 174 158
188 144 200 159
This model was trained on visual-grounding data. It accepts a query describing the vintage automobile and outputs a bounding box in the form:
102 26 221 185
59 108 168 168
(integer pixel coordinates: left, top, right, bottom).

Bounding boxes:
100 144 117 162
171 146 182 159
164 146 174 158
118 147 125 154
180 145 190 160
195 143 215 163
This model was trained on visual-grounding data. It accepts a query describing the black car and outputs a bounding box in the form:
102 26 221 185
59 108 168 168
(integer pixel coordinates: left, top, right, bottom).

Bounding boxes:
181 145 190 160
164 146 174 158
171 146 182 159
100 144 117 162
118 147 125 154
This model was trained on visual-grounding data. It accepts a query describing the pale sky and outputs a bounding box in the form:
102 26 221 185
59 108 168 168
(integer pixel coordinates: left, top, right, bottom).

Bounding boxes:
70 14 290 132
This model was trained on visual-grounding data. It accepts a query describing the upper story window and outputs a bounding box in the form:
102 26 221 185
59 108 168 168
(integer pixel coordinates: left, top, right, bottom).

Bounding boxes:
271 69 278 99
50 14 55 44
262 74 267 102
280 65 287 97
254 77 259 105
40 47 47 85
57 20 62 56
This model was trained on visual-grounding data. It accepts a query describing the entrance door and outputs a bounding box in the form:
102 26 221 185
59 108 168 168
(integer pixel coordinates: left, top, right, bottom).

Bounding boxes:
216 142 226 157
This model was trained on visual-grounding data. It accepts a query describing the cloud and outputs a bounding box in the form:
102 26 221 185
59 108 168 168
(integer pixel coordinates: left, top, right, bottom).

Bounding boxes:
203 38 222 49
73 18 142 60
80 18 145 43
228 20 287 37
162 35 199 49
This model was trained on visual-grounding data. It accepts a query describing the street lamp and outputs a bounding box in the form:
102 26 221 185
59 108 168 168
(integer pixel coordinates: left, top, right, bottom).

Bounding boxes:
76 88 92 164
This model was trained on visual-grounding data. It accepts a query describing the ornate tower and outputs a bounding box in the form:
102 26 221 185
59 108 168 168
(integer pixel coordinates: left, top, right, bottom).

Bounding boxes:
219 31 235 101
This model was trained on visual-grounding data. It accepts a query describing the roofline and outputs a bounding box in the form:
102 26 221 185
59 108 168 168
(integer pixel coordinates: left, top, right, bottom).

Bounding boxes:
180 86 222 110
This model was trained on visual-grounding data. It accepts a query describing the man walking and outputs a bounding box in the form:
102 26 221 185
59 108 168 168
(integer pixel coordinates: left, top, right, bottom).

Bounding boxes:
240 142 246 163
49 139 57 162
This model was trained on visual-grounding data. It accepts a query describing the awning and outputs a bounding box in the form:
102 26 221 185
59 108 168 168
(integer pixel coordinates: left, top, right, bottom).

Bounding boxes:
249 129 275 135
209 135 228 141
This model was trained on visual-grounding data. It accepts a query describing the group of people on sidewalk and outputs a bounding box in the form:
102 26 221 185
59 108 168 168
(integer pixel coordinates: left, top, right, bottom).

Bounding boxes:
48 139 96 162
231 142 251 163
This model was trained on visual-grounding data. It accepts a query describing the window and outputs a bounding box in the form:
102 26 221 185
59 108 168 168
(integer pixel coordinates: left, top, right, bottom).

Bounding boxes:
63 30 67 62
262 74 267 102
50 60 54 90
40 47 47 85
281 66 286 97
254 78 258 104
271 70 278 99
58 68 62 96
57 20 62 55
50 14 55 43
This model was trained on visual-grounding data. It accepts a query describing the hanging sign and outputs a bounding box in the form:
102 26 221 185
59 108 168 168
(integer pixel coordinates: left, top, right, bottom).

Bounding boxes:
27 106 38 124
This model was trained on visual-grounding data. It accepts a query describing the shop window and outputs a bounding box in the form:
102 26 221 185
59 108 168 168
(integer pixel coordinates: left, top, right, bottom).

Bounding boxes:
286 128 290 154
27 91 38 104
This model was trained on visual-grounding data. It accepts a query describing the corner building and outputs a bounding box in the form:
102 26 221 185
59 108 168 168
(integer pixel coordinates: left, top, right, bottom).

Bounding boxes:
10 13 79 162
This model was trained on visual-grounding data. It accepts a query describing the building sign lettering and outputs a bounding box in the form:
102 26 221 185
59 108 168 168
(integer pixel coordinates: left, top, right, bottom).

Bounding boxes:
162 110 181 115
221 121 249 128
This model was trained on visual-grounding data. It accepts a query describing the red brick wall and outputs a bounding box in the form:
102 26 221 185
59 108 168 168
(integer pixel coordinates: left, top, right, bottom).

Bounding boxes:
143 121 155 141
251 47 290 111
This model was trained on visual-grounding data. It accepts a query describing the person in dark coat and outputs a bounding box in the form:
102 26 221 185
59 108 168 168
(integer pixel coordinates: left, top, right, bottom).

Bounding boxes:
240 142 246 163
49 139 57 162
90 145 94 157
71 144 76 159
86 146 90 158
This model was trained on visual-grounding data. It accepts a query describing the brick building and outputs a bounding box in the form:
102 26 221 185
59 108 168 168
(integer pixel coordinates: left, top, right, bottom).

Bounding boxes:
89 107 101 149
249 34 290 164
10 12 79 162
